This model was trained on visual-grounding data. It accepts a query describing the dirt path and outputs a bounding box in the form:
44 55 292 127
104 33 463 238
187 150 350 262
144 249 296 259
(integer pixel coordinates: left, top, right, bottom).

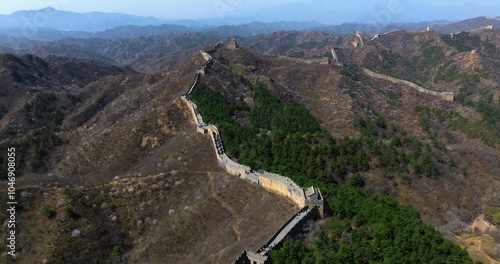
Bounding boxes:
467 214 499 233
455 214 500 264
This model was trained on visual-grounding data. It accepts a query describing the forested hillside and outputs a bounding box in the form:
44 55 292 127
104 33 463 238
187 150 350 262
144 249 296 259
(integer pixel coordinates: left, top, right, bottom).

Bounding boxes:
190 80 476 263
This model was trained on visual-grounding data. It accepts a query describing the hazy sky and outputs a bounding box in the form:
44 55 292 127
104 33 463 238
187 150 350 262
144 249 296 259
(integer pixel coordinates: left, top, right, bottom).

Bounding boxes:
0 0 499 19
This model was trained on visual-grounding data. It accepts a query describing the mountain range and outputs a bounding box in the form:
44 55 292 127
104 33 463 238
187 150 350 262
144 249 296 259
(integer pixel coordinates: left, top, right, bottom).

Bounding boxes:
0 7 162 32
1 7 499 40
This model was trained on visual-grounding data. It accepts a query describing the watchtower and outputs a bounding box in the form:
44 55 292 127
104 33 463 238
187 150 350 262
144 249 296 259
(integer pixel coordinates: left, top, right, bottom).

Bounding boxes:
304 186 325 218
351 31 364 47
228 39 239 49
440 92 455 102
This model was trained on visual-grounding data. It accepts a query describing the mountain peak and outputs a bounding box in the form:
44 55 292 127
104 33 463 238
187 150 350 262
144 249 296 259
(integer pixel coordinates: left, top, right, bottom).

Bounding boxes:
40 7 57 11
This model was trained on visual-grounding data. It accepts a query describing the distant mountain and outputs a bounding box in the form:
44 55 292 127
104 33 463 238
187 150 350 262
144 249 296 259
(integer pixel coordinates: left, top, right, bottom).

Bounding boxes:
0 19 325 41
433 16 500 34
0 27 93 41
0 24 194 41
319 21 443 35
0 7 162 32
235 2 356 24
233 0 500 24
206 21 325 37
387 2 500 23
0 53 132 88
92 24 193 39
1 32 223 73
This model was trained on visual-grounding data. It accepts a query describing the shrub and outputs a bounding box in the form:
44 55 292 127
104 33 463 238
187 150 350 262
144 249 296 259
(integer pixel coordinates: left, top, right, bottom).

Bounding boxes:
40 206 56 219
110 203 118 211
111 245 122 257
375 116 387 129
348 173 365 188
64 207 80 220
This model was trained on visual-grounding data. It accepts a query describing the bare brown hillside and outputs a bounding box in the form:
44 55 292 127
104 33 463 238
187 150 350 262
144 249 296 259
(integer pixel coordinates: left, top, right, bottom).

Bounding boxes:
0 52 297 263
0 131 296 263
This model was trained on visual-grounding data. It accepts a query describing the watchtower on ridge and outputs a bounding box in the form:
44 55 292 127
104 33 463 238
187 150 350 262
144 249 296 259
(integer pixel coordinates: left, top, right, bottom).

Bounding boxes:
228 38 239 49
304 186 325 218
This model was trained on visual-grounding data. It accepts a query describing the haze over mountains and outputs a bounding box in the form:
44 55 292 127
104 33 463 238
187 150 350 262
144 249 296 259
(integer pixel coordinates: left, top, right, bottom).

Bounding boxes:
240 0 500 24
0 7 499 42
2 1 500 27
0 7 163 31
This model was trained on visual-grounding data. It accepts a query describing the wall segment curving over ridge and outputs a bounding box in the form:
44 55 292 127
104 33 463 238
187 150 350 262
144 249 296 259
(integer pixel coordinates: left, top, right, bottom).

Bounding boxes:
182 49 325 263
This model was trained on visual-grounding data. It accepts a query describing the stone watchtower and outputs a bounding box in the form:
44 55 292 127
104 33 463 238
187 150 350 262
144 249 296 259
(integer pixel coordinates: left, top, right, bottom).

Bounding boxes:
351 31 364 48
304 186 325 218
228 39 239 49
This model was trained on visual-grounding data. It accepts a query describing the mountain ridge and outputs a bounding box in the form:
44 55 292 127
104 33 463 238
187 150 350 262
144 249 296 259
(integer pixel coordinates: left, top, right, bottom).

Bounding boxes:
1 7 498 41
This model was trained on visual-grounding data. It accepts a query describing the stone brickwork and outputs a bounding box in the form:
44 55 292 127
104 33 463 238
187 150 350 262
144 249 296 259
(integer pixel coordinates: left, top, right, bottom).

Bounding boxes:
258 173 305 207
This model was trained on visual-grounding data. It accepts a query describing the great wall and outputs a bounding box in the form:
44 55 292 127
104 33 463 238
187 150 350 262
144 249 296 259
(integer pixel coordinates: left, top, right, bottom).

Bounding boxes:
362 68 455 101
268 30 455 103
181 49 324 264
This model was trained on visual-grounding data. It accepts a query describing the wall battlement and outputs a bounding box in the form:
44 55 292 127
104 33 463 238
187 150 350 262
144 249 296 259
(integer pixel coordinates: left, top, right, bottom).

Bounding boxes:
363 68 455 101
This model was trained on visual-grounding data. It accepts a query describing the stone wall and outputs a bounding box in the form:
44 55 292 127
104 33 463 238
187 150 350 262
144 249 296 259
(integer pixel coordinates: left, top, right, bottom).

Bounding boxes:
269 207 317 249
277 56 327 64
180 96 204 126
185 73 200 95
258 173 305 207
259 207 310 250
181 59 308 207
248 207 319 263
363 68 455 101
181 50 324 264
200 50 212 61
